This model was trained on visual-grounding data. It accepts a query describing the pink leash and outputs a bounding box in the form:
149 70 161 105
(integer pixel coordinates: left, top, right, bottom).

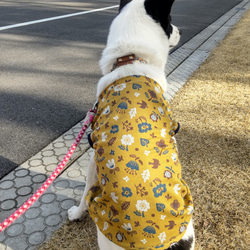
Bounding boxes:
0 107 97 233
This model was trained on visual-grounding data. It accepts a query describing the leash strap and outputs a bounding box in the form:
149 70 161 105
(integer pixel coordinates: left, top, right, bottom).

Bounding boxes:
0 107 97 233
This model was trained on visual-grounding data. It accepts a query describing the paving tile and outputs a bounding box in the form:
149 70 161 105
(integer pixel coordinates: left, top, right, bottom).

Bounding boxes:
5 223 25 237
24 217 46 234
27 231 46 246
24 207 42 220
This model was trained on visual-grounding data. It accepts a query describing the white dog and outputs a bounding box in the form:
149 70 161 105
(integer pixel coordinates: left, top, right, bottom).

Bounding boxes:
68 1 195 249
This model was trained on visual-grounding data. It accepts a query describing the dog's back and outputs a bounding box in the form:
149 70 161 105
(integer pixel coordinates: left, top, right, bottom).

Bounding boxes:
86 75 193 249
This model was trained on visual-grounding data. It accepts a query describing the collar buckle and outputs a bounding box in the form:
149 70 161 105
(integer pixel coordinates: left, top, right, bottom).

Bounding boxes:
112 54 146 71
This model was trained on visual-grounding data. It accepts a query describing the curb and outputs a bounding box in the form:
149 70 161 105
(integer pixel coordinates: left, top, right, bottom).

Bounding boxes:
0 1 249 249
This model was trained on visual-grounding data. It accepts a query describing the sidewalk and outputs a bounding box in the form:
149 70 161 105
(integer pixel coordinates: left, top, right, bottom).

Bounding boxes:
0 1 249 249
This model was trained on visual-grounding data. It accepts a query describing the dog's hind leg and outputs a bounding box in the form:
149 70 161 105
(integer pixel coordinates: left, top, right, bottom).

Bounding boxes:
167 218 195 250
68 151 98 221
96 226 125 250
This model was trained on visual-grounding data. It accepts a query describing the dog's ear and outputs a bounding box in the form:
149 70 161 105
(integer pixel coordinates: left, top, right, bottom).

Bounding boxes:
119 0 132 12
144 0 175 37
144 0 175 19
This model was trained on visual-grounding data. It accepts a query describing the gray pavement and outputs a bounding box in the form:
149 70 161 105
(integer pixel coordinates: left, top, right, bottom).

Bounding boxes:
0 1 249 249
0 0 243 179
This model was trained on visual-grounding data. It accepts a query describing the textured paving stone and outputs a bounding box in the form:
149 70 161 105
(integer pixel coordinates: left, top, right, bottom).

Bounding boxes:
59 199 76 210
44 214 62 227
40 193 57 204
0 2 249 249
28 231 46 245
5 223 24 237
16 186 33 196
0 180 14 190
0 189 17 201
24 207 42 219
24 217 46 234
0 200 17 211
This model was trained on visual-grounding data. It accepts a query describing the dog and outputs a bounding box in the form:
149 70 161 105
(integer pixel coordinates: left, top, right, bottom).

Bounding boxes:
68 0 195 249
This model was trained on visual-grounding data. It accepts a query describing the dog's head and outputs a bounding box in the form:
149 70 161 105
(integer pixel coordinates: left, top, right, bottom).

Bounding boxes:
100 0 181 75
119 0 180 48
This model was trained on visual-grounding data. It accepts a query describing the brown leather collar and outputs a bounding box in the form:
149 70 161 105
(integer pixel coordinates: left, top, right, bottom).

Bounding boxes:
112 54 147 71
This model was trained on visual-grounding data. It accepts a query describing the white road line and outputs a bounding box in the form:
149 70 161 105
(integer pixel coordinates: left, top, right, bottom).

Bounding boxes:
0 5 119 31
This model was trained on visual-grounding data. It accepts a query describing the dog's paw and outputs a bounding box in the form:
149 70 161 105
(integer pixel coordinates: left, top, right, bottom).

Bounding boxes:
68 206 86 221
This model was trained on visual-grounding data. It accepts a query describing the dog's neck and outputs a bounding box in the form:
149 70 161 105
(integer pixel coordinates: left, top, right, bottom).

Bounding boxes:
111 54 147 71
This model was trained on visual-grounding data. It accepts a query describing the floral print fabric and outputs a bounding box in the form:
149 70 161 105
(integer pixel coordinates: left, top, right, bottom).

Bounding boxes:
86 76 193 249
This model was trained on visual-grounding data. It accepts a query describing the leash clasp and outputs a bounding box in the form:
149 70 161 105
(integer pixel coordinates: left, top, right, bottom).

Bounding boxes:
91 100 99 113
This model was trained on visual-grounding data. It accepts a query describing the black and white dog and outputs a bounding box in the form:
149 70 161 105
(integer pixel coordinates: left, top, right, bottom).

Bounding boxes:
68 0 195 249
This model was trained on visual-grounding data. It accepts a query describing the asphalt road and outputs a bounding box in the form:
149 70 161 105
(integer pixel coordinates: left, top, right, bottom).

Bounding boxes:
0 0 242 179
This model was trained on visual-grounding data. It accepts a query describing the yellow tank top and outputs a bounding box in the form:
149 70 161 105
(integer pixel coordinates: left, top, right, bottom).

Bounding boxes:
86 75 193 249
